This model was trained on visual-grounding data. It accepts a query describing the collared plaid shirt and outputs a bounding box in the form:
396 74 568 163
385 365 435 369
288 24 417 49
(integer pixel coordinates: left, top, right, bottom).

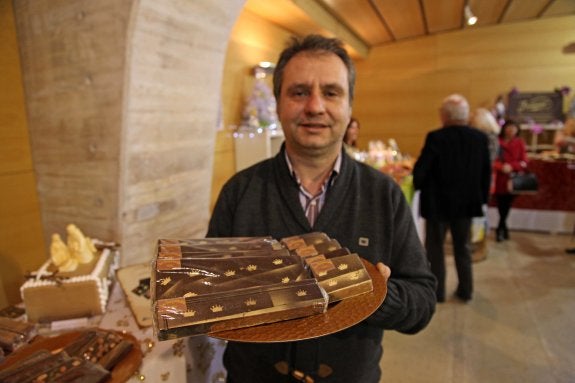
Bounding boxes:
285 151 341 226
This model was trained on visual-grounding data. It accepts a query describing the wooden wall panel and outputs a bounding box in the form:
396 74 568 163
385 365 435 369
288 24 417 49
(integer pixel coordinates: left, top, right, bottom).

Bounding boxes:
0 173 47 303
354 16 575 157
0 0 45 305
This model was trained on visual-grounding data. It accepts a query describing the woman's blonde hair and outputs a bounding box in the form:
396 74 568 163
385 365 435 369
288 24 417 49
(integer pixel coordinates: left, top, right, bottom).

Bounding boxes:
471 108 500 135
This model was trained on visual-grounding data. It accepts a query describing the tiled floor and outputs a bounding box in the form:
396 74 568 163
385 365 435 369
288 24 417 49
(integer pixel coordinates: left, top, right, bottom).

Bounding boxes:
379 231 575 383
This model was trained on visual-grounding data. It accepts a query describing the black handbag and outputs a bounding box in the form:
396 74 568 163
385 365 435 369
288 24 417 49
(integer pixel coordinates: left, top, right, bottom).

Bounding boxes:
508 172 538 194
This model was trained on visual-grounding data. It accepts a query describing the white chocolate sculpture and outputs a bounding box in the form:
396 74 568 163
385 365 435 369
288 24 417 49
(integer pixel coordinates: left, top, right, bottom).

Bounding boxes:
49 233 78 272
67 224 97 264
49 224 97 273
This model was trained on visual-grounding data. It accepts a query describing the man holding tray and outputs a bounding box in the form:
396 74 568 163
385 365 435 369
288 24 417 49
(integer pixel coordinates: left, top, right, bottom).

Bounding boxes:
207 34 437 383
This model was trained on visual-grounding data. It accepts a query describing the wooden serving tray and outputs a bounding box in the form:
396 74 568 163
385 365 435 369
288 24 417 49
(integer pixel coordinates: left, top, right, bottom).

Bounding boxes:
209 259 387 343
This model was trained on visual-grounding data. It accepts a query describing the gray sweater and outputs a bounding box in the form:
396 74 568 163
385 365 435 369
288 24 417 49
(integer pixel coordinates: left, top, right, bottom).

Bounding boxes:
207 147 436 383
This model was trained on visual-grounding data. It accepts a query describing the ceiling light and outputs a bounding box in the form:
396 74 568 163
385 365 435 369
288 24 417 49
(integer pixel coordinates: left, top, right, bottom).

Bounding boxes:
465 4 477 26
254 61 276 79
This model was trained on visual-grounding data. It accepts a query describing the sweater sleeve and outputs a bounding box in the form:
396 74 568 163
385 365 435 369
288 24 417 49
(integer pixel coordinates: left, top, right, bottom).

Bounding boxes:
364 185 437 334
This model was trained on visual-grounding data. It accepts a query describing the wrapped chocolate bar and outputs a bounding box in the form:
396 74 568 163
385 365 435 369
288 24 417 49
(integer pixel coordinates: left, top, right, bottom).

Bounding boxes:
290 239 342 259
64 329 133 370
307 253 373 303
159 237 284 254
280 232 331 250
321 247 351 259
158 247 290 259
0 329 135 383
0 349 110 383
153 255 309 299
0 317 36 353
154 279 328 340
152 234 376 341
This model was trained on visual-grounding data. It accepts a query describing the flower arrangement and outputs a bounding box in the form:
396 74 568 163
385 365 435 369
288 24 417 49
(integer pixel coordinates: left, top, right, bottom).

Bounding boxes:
241 77 279 131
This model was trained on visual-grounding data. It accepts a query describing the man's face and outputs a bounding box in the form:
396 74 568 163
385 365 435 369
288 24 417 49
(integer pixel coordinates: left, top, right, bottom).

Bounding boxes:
277 51 352 156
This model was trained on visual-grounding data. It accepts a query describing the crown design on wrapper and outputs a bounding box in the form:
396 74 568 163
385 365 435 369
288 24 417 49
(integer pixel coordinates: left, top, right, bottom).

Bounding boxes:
211 305 224 312
318 271 328 277
328 280 338 286
349 271 360 280
160 277 172 286
224 269 236 277
338 263 349 271
183 292 198 298
273 259 283 265
281 277 290 283
296 289 308 297
245 298 257 306
246 264 257 271
183 310 196 317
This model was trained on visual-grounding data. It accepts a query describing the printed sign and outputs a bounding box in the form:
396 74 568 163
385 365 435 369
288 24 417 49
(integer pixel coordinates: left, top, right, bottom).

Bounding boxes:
507 92 563 123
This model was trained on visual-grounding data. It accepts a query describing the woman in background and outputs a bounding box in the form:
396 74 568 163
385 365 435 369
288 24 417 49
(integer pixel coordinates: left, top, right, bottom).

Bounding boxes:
471 108 500 162
470 108 501 260
344 117 360 147
493 120 528 242
344 117 361 158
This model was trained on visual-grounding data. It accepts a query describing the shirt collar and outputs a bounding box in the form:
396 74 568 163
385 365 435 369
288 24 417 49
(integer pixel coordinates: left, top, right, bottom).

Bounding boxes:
284 149 342 185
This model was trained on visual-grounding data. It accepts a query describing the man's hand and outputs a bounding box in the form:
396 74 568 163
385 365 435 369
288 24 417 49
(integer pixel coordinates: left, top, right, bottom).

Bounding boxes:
376 262 391 281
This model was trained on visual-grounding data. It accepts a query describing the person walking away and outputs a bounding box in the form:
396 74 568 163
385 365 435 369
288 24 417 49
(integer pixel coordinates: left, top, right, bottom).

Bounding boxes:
413 94 491 302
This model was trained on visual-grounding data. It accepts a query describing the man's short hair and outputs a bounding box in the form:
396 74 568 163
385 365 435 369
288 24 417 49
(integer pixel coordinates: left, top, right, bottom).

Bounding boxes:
273 34 356 103
441 94 470 124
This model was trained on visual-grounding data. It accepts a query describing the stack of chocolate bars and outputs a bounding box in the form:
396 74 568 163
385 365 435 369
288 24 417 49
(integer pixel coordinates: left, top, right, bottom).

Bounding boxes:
0 317 36 360
152 233 373 340
0 329 133 383
281 233 373 303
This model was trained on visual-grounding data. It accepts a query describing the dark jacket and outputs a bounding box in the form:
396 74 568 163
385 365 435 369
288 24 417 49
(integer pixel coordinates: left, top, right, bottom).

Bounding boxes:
207 147 436 383
413 125 491 220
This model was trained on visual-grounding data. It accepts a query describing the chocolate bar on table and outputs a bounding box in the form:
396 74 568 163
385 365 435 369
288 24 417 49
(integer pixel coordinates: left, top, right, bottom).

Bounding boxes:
0 317 36 340
36 355 110 383
0 329 25 352
98 339 133 370
154 279 328 340
0 350 71 383
65 330 125 362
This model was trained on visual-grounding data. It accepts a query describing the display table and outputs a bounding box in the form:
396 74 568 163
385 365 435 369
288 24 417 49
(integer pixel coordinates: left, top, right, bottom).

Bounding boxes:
487 158 575 233
98 283 227 382
8 282 227 382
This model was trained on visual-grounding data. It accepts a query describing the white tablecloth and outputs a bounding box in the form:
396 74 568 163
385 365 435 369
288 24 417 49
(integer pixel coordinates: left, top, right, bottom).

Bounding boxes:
487 207 575 234
98 283 227 383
